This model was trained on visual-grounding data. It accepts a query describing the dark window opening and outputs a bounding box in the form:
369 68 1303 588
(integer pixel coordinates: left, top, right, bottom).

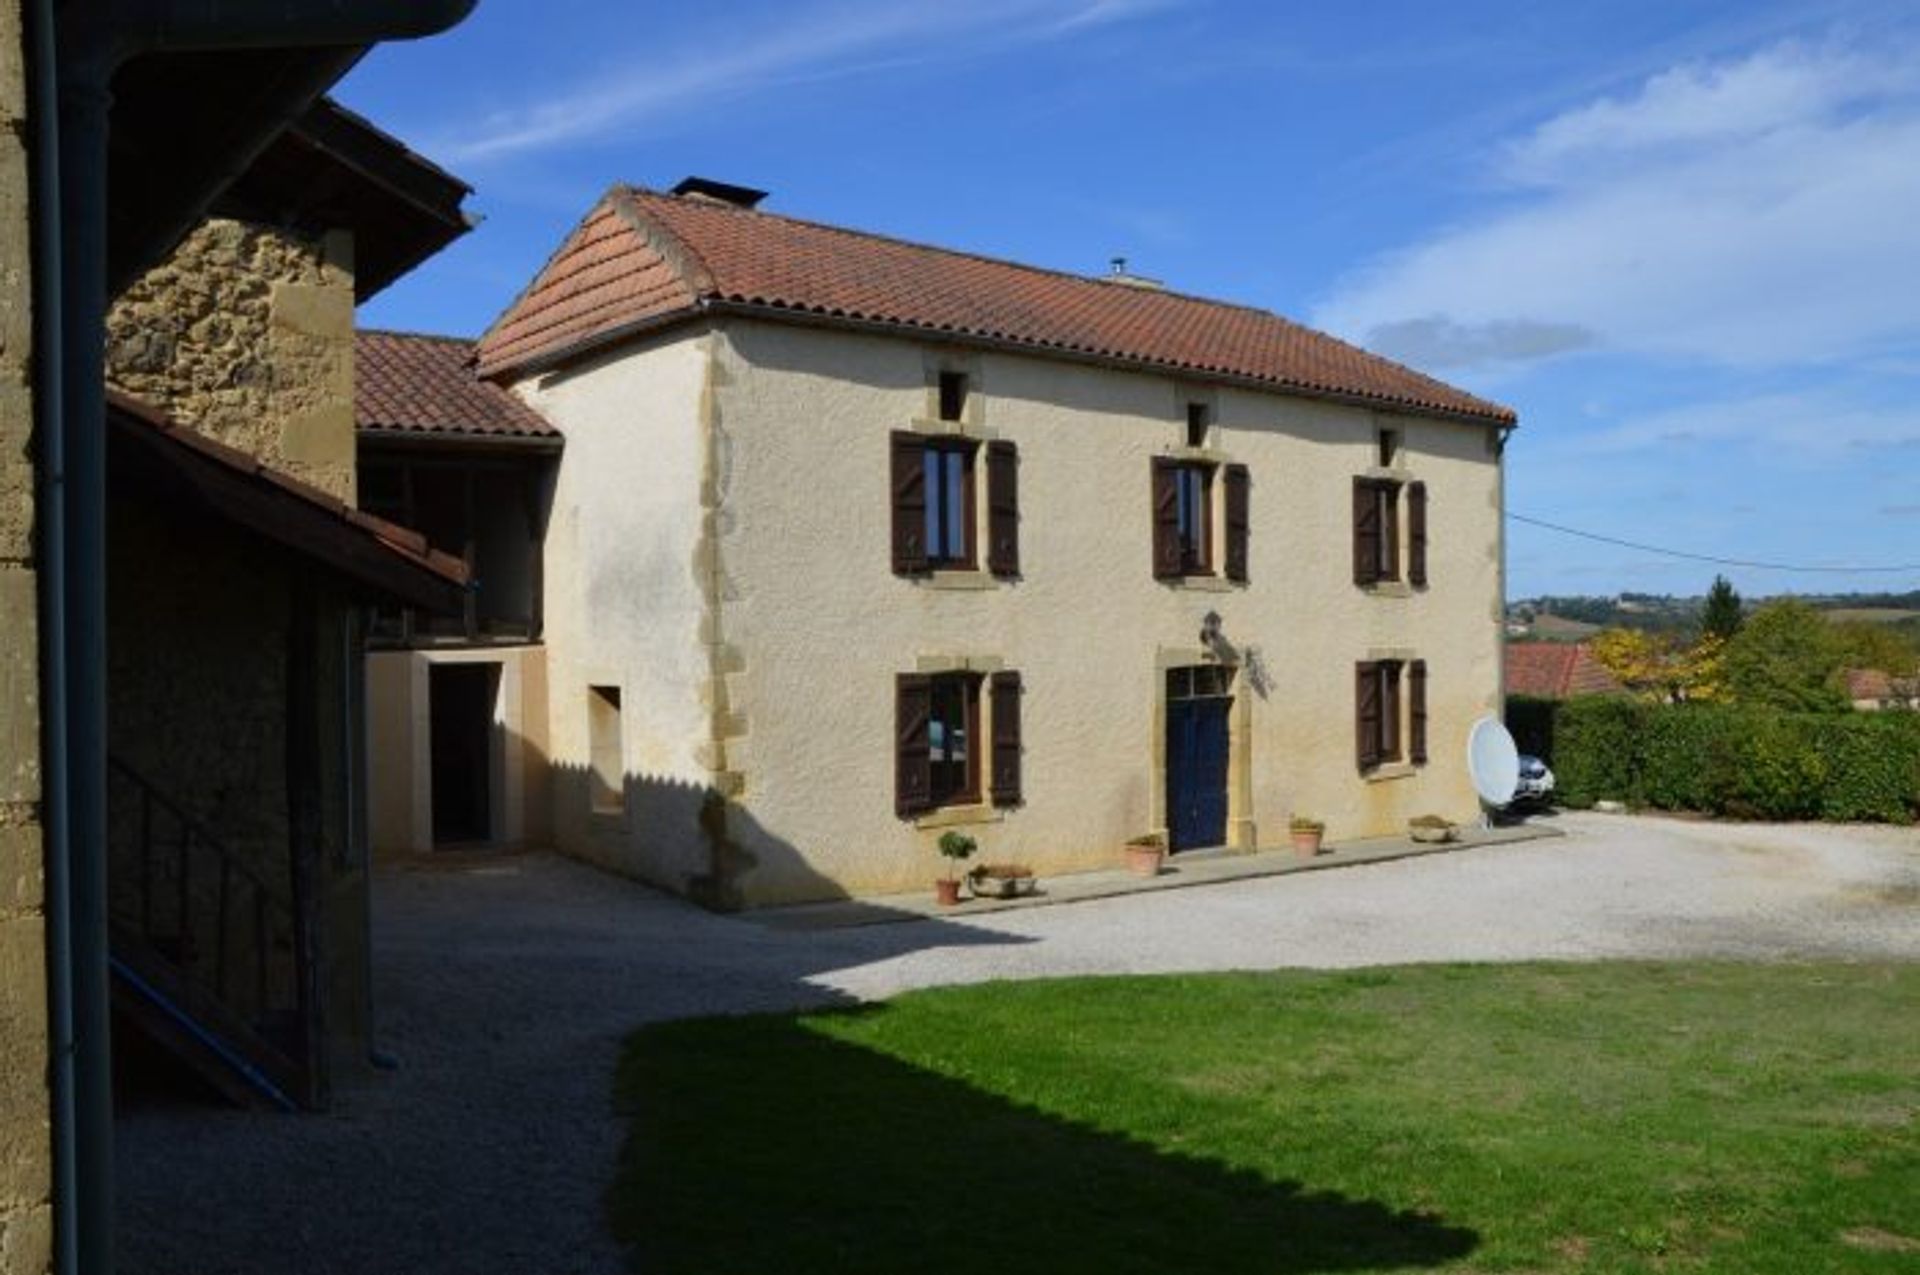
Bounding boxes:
1174 463 1212 574
1186 401 1210 449
927 673 981 807
937 371 969 423
360 450 550 647
1353 477 1401 585
923 440 976 568
1377 428 1400 469
1356 660 1404 770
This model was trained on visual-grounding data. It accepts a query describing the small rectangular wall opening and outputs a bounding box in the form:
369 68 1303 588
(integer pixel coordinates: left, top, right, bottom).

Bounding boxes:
588 685 624 816
937 371 969 423
1377 427 1400 469
1185 401 1210 449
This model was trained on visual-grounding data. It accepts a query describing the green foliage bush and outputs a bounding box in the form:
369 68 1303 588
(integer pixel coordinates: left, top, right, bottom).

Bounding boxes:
1505 696 1919 823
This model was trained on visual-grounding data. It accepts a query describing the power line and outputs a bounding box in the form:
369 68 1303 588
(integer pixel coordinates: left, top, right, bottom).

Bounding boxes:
1507 512 1920 575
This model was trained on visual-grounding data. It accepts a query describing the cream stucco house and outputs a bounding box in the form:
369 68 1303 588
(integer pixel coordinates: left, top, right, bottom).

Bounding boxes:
383 177 1517 909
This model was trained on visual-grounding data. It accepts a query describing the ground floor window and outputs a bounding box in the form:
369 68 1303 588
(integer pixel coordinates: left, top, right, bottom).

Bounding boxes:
897 669 1023 816
927 673 979 806
1356 659 1428 770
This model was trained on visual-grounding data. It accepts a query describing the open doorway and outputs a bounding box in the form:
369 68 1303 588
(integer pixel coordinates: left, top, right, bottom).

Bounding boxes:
430 662 499 846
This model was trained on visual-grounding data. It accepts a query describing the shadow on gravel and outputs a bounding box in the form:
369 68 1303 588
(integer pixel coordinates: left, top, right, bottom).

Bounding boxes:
614 1009 1479 1275
116 851 1040 1274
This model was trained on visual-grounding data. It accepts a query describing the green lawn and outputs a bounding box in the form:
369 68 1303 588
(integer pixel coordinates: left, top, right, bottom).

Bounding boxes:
611 963 1918 1273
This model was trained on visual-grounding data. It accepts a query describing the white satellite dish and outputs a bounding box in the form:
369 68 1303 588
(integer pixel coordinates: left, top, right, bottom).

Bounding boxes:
1466 715 1520 808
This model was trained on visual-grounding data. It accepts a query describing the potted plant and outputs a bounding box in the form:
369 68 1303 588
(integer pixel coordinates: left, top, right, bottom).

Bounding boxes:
1288 816 1325 857
1123 833 1167 878
935 831 976 906
968 862 1038 899
1408 814 1457 844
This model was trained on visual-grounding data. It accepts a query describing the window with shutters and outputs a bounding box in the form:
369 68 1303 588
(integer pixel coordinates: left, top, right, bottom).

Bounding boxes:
1153 456 1250 584
1352 478 1427 589
897 668 1023 817
1355 658 1429 772
892 431 1018 580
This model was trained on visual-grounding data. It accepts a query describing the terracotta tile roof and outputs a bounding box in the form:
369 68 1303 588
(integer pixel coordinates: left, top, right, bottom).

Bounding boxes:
474 186 1517 426
356 330 558 440
108 390 469 613
1843 667 1918 703
1506 643 1624 700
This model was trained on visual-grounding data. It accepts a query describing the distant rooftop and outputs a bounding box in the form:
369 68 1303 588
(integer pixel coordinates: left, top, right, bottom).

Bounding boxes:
356 331 559 443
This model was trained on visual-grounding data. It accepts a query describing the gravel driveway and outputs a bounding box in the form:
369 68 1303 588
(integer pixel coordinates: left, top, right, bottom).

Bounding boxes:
117 812 1918 1274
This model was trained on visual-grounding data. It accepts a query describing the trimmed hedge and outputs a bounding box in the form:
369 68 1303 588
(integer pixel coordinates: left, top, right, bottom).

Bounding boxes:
1504 697 1920 823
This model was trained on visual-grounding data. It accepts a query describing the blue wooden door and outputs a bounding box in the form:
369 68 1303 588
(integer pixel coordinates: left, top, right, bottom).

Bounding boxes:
1167 694 1230 851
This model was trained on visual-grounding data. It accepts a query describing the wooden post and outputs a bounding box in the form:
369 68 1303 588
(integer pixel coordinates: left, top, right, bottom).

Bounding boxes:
285 568 330 1108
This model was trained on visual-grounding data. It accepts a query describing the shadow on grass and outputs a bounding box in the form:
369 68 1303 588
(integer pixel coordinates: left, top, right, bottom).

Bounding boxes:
612 1010 1477 1274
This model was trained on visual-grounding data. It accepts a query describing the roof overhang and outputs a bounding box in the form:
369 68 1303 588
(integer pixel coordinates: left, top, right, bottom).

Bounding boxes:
107 392 470 614
104 50 472 299
213 97 474 302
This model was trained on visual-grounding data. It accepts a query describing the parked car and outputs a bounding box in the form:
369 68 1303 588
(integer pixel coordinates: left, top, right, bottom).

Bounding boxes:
1514 754 1555 805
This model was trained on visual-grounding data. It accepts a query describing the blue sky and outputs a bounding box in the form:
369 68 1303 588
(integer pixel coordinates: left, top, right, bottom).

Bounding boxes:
339 0 1920 599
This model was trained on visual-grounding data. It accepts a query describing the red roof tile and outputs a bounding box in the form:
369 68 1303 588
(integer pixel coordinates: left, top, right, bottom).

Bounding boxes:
108 390 469 612
357 330 558 440
1506 643 1623 700
474 186 1517 426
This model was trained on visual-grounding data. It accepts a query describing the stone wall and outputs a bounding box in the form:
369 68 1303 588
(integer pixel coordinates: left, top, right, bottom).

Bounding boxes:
0 0 51 1267
107 219 356 503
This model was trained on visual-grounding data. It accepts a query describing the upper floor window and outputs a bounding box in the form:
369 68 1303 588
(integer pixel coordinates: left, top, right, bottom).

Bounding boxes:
892 431 1019 577
923 439 976 568
361 449 552 646
1352 476 1427 589
1174 462 1211 573
1154 456 1249 583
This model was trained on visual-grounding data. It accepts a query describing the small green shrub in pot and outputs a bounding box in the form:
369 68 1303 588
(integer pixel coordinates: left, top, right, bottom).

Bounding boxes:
936 831 977 882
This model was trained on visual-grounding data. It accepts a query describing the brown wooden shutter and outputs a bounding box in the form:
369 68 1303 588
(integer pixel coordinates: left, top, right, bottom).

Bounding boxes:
986 440 1019 577
1382 483 1401 582
890 432 927 575
895 673 932 817
990 670 1022 806
1355 661 1381 769
1151 457 1181 579
1410 659 1428 765
1352 478 1380 585
1408 481 1428 588
1223 463 1250 583
1382 661 1402 761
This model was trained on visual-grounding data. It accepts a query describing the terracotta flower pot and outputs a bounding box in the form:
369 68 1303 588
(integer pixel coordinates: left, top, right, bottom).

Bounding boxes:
934 878 963 907
1124 843 1166 878
1290 829 1324 858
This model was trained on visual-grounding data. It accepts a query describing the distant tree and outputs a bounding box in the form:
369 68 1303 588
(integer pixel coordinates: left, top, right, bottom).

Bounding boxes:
1721 600 1848 712
1832 620 1920 675
1590 628 1725 703
1702 575 1743 640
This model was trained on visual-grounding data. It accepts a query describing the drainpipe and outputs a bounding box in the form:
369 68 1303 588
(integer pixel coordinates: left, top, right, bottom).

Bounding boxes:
49 7 474 1273
27 4 76 1275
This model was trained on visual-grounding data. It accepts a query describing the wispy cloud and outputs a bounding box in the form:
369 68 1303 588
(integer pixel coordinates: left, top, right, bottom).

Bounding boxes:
1312 35 1920 371
1570 390 1920 459
441 1 1177 162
